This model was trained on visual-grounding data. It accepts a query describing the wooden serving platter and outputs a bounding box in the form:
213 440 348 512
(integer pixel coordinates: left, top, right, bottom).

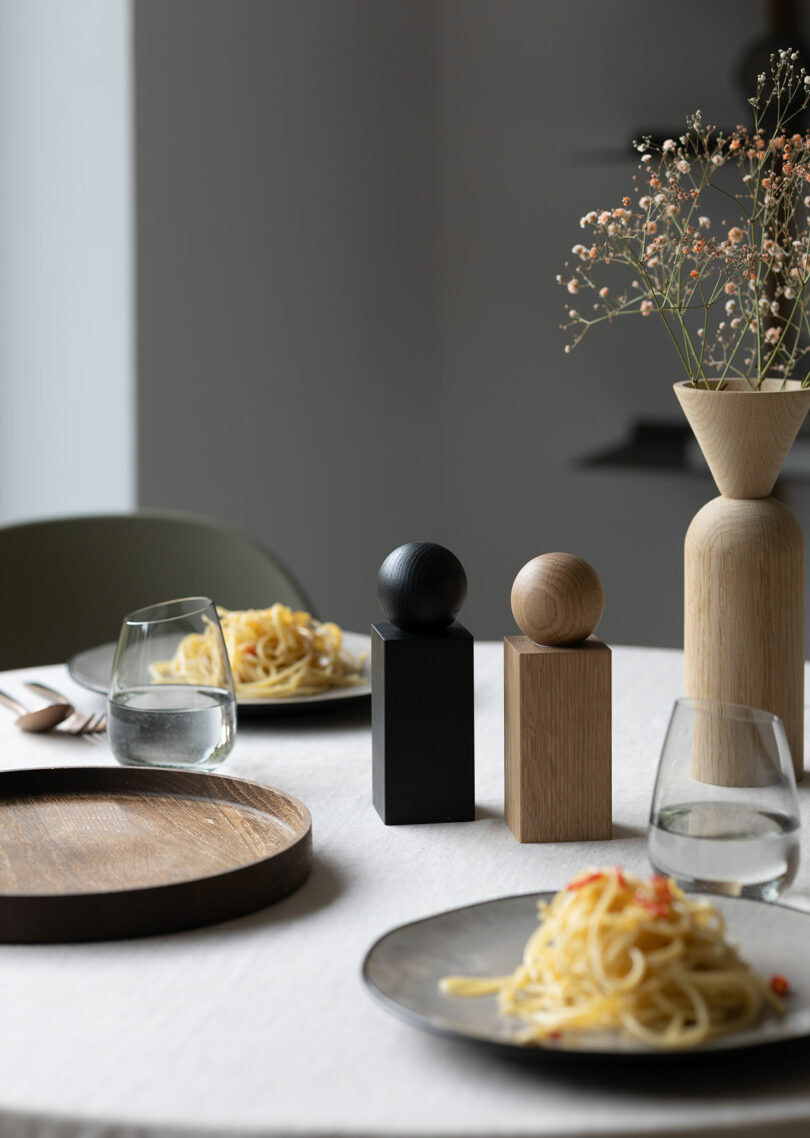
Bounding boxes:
0 767 312 942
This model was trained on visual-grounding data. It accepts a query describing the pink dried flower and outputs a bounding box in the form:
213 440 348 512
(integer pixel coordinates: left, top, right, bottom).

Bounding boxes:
558 50 810 385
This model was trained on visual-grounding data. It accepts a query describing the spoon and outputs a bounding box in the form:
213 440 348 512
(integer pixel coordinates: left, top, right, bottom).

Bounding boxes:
0 689 73 732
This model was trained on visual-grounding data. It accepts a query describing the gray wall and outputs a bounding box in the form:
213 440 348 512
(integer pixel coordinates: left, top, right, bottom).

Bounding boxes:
135 0 806 644
136 0 442 629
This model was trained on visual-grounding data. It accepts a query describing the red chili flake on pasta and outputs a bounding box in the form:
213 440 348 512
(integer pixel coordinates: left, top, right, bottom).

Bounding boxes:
651 876 672 900
634 892 670 918
567 872 606 891
770 974 790 996
614 867 627 888
243 645 257 656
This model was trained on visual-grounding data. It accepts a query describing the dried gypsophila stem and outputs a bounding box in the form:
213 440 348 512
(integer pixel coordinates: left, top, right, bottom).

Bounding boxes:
559 48 810 388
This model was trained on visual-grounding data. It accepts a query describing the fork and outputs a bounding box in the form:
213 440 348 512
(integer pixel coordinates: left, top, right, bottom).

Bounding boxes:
60 710 107 736
24 682 107 736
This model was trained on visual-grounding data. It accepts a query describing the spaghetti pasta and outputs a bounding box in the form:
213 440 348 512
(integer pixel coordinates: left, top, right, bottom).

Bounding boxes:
151 604 365 699
440 867 785 1049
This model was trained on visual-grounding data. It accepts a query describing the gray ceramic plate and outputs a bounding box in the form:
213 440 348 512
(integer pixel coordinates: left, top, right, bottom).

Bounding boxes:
68 631 372 717
362 891 810 1055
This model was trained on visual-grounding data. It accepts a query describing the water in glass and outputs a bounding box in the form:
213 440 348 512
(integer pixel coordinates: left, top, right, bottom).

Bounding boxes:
108 597 237 771
108 685 236 769
648 800 799 901
648 698 800 901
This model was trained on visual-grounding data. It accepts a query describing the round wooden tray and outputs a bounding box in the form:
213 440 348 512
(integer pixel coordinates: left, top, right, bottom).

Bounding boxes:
0 766 312 942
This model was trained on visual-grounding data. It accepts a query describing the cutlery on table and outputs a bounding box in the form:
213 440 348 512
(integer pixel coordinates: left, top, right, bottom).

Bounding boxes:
60 711 107 735
0 689 73 733
24 682 107 735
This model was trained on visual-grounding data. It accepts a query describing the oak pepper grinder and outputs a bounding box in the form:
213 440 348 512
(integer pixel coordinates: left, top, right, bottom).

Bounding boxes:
372 541 475 825
504 553 612 843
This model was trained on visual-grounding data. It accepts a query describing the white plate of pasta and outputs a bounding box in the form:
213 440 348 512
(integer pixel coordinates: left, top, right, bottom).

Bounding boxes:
69 606 371 715
362 870 810 1055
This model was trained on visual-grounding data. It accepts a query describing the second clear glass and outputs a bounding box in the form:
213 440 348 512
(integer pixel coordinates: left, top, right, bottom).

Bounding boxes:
108 596 236 770
648 698 800 901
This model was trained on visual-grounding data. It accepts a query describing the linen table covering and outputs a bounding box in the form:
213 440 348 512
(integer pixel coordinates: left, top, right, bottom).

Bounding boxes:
0 645 809 1138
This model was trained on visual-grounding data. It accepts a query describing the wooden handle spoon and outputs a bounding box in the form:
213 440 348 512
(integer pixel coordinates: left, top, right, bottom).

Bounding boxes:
0 689 73 732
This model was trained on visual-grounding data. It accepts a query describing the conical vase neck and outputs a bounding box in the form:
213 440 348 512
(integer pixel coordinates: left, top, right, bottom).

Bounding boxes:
674 379 810 498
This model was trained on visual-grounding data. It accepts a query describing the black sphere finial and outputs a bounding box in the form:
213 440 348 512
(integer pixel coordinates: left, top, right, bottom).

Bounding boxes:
377 542 467 633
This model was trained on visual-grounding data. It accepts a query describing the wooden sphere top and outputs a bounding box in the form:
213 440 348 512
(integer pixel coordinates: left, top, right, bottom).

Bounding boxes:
377 542 467 632
511 553 604 646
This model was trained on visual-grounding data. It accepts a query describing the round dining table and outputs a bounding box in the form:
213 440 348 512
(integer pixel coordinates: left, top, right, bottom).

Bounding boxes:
1 643 810 1138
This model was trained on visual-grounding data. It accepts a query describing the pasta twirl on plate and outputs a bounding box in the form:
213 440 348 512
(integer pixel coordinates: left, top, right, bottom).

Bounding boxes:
440 868 786 1050
150 604 366 699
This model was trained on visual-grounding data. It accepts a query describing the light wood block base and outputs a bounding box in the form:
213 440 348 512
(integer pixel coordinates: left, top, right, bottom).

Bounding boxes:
504 635 612 843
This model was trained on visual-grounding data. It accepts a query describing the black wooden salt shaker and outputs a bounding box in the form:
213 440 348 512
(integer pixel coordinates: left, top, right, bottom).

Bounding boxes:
372 542 475 825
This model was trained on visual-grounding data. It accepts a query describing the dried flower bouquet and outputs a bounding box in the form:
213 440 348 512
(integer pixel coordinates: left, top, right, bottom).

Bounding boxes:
559 50 810 389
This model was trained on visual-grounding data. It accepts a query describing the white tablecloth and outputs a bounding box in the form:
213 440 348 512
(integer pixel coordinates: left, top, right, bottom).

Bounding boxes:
1 645 810 1138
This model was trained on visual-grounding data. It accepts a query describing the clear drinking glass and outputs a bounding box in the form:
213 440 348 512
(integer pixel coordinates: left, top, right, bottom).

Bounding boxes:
108 597 236 770
648 698 800 901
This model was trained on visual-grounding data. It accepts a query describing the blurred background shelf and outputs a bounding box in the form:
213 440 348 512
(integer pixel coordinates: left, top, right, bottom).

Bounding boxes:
579 421 810 483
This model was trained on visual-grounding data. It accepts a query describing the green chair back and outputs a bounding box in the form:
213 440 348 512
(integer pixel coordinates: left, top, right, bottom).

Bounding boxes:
0 510 313 669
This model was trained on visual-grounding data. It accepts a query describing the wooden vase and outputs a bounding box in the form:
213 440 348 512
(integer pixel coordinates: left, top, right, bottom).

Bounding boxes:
675 379 810 783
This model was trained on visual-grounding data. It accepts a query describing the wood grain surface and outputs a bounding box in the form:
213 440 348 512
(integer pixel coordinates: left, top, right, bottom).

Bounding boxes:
376 542 467 632
685 496 804 783
510 553 604 647
0 767 312 941
504 635 612 842
674 379 810 499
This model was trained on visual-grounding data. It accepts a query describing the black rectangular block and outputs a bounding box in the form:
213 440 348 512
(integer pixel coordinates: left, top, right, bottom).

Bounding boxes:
372 620 474 825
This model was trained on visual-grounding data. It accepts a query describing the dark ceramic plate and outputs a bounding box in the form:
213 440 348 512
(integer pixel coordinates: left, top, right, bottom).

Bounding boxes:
362 891 810 1055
